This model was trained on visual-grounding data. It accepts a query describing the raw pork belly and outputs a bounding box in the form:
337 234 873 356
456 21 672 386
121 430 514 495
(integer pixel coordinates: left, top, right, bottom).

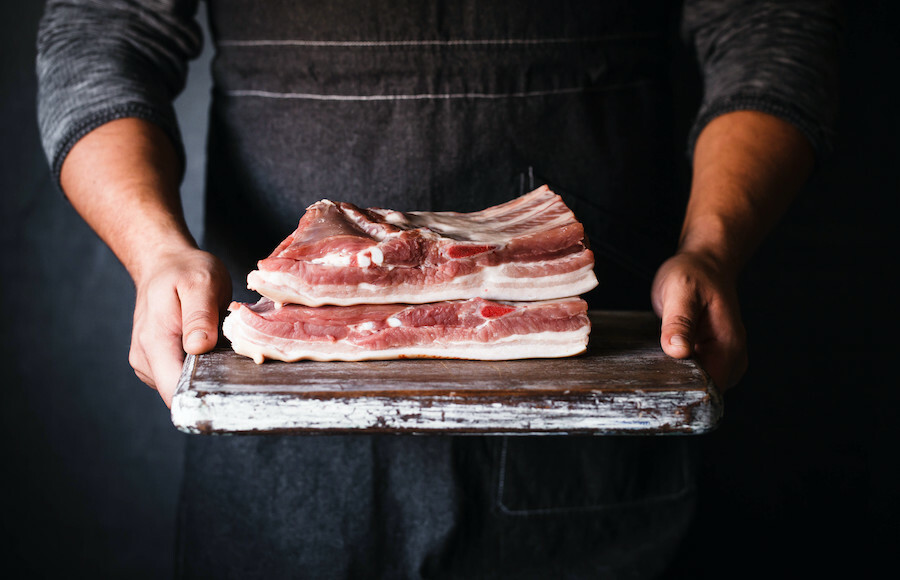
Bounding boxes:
223 297 590 363
247 186 598 306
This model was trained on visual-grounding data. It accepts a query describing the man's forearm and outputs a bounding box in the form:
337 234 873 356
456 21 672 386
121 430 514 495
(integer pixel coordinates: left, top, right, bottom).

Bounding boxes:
680 110 815 278
59 117 198 284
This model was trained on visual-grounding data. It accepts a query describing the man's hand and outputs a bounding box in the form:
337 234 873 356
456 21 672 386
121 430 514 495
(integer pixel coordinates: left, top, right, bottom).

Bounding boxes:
59 118 235 408
129 248 232 407
656 111 814 391
651 251 747 391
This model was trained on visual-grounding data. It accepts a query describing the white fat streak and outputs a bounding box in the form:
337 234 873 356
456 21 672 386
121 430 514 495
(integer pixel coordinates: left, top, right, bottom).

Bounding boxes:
248 258 598 306
401 191 571 241
358 321 376 331
370 246 384 266
386 317 403 328
381 211 407 225
225 323 589 363
310 253 352 267
309 247 387 269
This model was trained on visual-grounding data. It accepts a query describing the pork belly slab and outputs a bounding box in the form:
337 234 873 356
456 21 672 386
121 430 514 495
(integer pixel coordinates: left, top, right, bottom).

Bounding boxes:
223 297 590 363
247 186 598 306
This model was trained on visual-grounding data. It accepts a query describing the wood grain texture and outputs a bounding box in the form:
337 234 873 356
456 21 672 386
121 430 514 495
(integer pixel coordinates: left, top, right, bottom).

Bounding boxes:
171 311 722 435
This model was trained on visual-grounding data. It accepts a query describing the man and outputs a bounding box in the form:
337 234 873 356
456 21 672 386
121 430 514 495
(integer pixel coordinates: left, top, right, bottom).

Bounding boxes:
38 0 838 576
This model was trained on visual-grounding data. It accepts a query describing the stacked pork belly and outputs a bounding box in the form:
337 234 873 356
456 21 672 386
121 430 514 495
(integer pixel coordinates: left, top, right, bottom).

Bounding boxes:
223 186 599 363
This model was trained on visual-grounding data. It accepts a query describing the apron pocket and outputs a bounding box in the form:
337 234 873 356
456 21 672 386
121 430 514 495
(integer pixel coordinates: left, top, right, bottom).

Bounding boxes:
496 436 693 515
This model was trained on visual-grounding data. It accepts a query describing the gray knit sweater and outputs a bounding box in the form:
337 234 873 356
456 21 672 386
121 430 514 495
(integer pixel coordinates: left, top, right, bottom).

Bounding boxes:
37 0 840 187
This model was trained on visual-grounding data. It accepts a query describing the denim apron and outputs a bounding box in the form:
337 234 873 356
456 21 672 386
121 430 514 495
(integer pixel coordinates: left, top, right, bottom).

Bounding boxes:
180 1 695 577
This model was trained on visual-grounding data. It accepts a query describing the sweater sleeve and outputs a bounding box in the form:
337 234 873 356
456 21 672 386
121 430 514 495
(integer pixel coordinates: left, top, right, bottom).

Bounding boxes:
682 0 841 159
36 0 203 187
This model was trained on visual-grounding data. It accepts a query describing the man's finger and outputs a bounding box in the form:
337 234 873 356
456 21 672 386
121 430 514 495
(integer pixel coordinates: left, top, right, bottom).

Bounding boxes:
133 367 156 390
179 285 222 354
145 334 186 408
694 300 748 390
129 346 158 390
659 289 700 360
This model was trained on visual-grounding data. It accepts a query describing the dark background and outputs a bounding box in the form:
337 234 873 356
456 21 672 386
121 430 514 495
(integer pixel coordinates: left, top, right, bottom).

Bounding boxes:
2 2 896 577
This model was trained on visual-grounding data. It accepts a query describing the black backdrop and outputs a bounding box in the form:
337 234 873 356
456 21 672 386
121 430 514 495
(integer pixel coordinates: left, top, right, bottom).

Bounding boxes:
2 2 897 577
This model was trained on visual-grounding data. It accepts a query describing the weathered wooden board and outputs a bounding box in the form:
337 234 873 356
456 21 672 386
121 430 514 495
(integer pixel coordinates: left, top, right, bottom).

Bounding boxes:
171 311 722 435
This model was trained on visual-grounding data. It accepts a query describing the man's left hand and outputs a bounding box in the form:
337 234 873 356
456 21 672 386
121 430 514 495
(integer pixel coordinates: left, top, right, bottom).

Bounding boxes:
651 251 748 391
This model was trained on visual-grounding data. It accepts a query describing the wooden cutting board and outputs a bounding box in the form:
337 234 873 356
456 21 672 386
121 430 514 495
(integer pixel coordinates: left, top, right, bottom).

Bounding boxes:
171 311 722 435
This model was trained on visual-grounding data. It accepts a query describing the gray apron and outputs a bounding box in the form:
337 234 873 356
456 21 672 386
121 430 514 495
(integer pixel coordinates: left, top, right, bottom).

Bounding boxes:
179 1 694 577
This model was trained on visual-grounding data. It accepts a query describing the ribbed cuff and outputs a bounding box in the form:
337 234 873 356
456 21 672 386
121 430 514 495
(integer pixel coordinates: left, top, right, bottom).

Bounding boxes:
49 102 186 195
686 93 835 163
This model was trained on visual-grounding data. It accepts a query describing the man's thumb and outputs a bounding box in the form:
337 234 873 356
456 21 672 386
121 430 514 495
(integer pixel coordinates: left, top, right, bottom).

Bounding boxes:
180 292 221 354
659 296 697 360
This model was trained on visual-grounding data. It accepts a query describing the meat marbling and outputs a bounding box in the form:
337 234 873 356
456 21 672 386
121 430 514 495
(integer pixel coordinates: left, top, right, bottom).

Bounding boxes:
247 185 598 306
223 297 591 363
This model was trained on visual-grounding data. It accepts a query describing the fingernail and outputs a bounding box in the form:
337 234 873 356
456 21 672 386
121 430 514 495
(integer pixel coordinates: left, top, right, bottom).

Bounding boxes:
670 335 689 349
186 330 208 348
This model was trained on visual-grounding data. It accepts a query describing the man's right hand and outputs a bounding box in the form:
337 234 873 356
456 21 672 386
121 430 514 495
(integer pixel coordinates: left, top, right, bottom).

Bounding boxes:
128 247 232 407
58 118 234 408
